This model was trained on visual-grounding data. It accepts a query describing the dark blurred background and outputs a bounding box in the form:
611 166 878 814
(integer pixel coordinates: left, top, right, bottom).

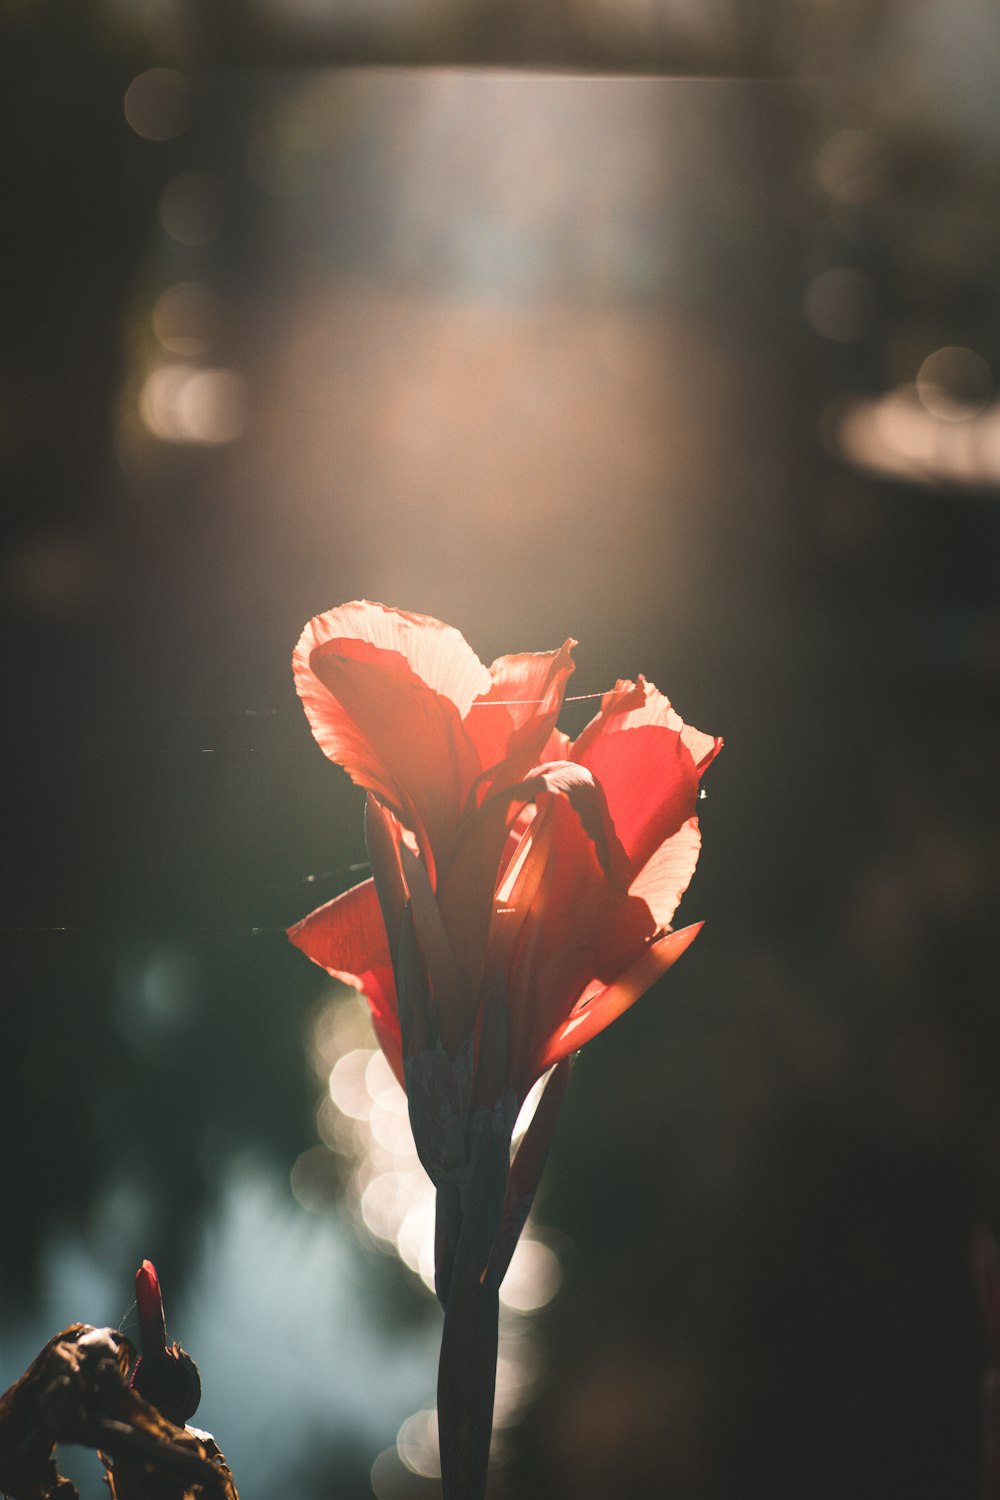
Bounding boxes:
3 2 1000 1496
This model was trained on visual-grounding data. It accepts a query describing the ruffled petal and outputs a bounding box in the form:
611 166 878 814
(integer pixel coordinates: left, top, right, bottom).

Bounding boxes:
464 641 576 799
293 602 489 879
287 878 403 1085
296 601 492 718
535 923 703 1073
571 677 716 875
629 816 702 932
575 676 722 772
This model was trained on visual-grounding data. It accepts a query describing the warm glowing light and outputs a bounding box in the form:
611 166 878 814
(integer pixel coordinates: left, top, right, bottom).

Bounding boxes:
396 1408 440 1479
360 1171 409 1239
804 268 877 342
309 981 370 1078
836 385 1000 488
124 68 191 141
396 1199 436 1283
138 365 247 445
289 1143 341 1213
1 534 93 618
370 1446 407 1499
328 1047 377 1120
815 129 887 205
152 282 220 357
366 1049 403 1110
916 346 992 421
499 1236 562 1313
159 173 223 247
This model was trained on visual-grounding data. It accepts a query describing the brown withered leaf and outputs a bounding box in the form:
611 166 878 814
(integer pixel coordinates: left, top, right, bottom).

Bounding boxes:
0 1324 237 1500
101 1418 237 1500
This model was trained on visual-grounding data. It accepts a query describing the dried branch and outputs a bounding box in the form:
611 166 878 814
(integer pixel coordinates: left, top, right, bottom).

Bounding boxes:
0 1324 237 1500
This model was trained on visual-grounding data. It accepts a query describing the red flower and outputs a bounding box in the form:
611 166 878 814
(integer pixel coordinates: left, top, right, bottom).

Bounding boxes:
290 601 719 1101
288 600 720 1498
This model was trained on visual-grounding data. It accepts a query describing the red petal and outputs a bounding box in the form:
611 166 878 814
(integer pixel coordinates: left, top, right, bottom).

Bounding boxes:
287 879 404 1085
296 601 492 717
571 677 717 875
502 793 654 1089
433 759 632 1050
576 676 722 774
537 726 572 762
535 923 702 1072
135 1260 167 1356
505 760 631 891
629 816 702 932
464 641 576 799
293 602 490 877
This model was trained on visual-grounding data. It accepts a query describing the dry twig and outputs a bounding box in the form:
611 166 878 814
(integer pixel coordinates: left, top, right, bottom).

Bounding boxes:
0 1323 237 1500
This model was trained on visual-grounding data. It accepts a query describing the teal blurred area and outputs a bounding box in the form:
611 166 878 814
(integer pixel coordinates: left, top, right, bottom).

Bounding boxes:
2 6 1000 1497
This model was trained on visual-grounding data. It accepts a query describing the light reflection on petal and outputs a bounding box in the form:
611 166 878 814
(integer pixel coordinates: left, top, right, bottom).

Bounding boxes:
511 1067 551 1151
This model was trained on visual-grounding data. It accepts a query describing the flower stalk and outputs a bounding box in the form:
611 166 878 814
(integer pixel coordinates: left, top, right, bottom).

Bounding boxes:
288 600 720 1498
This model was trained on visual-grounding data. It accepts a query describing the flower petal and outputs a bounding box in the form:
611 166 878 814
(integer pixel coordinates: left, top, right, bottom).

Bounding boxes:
464 641 576 799
629 815 702 932
433 758 629 1026
507 760 632 891
287 879 404 1085
575 676 722 772
535 922 703 1072
297 601 492 717
293 602 490 878
571 677 717 875
501 792 654 1090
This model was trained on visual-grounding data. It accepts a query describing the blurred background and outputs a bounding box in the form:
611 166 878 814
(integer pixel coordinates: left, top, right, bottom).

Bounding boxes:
3 2 1000 1496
